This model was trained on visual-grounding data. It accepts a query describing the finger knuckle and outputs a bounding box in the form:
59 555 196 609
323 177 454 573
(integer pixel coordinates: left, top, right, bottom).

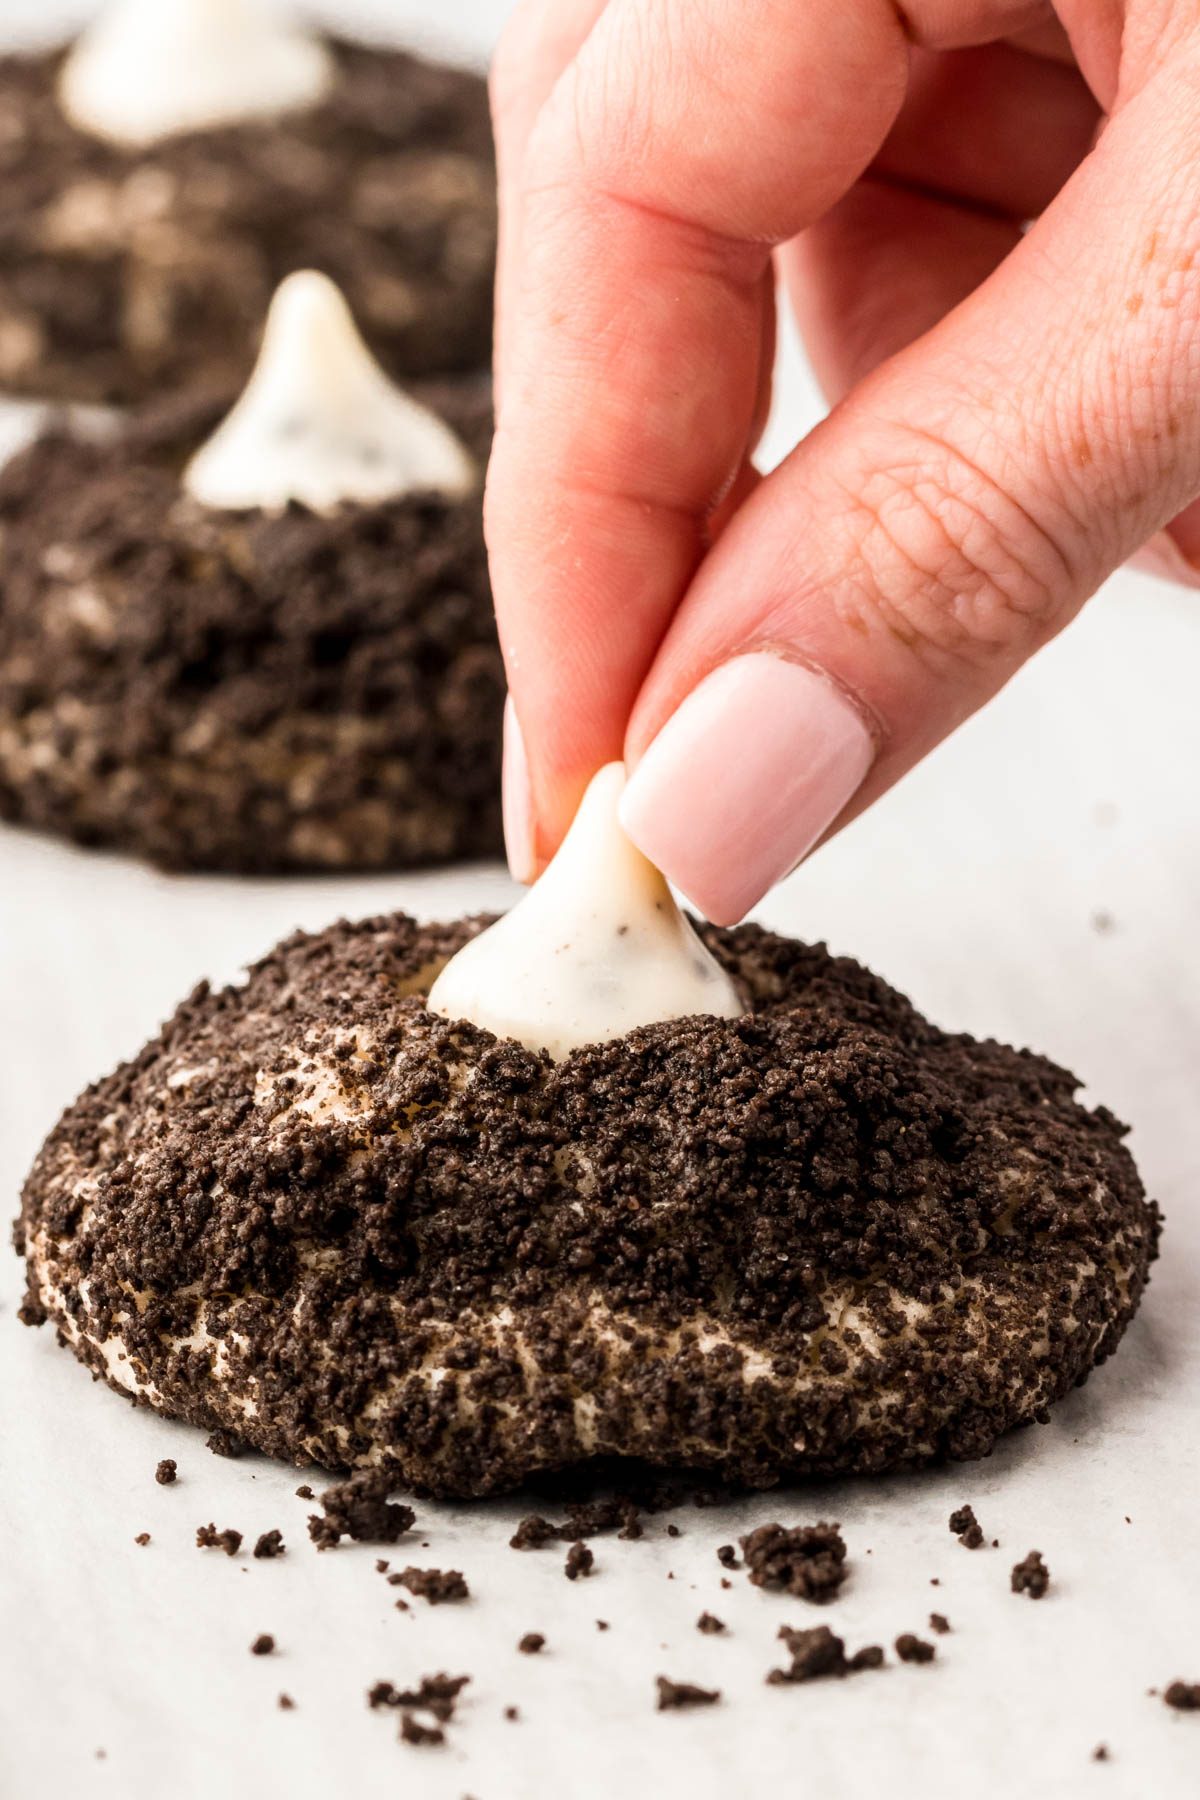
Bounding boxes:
831 422 1077 676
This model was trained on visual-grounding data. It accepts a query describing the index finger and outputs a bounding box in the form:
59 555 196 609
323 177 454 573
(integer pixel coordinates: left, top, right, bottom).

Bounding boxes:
486 0 917 867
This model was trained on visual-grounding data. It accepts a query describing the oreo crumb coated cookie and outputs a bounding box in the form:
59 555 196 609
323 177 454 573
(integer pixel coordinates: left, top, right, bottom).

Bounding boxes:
0 383 503 872
17 912 1159 1498
0 41 495 405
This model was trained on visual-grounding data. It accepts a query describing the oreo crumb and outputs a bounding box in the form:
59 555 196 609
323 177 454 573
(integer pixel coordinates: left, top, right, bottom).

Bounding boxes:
656 1677 720 1711
134 1532 150 1546
278 1695 295 1711
929 1613 950 1634
1011 1551 1050 1599
154 1460 177 1485
295 1486 314 1501
950 1505 985 1549
504 1706 519 1721
667 1524 681 1538
368 1673 470 1723
565 1542 595 1581
895 1634 936 1664
1092 1745 1109 1761
597 1621 609 1631
308 1472 415 1550
205 1429 245 1459
720 1578 732 1590
397 1567 469 1604
509 1497 643 1550
196 1523 242 1556
400 1715 444 1747
510 1515 558 1549
740 1522 847 1603
697 1613 725 1635
518 1633 545 1655
717 1546 738 1569
253 1531 285 1560
250 1634 275 1656
768 1625 883 1685
1164 1682 1200 1711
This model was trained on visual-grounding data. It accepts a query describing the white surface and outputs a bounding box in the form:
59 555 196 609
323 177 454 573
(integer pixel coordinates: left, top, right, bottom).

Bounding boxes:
2 5 1199 1799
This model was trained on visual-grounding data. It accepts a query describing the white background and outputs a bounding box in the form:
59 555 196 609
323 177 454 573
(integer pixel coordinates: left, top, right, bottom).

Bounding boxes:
1 5 1198 1798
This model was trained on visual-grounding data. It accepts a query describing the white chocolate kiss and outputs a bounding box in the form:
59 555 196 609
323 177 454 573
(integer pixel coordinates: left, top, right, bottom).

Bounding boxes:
183 272 477 515
427 763 744 1059
58 0 335 149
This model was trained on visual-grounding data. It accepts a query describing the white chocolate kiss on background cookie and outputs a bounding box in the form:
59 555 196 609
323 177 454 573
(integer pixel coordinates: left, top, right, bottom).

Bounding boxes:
183 272 477 515
58 0 334 149
427 762 744 1059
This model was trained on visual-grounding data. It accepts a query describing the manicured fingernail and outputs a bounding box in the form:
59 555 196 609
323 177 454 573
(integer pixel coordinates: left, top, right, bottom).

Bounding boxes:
502 695 536 883
618 654 874 925
1129 530 1200 589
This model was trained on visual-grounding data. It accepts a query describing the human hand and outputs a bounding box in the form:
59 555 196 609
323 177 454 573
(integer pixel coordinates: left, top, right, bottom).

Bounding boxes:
486 0 1200 924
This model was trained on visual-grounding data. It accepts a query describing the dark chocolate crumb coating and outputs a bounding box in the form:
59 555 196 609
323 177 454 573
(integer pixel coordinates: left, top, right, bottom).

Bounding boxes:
0 41 495 404
16 913 1159 1498
0 382 503 872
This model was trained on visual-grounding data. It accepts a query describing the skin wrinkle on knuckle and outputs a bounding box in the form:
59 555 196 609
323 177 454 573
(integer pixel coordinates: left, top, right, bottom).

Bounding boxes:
822 435 1074 676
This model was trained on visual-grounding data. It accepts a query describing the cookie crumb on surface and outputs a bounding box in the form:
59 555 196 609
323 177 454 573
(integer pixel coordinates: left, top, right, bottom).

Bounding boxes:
134 1532 150 1546
1011 1551 1050 1599
154 1459 177 1485
596 1620 609 1631
565 1541 594 1581
697 1613 725 1635
278 1694 295 1711
308 1472 416 1550
895 1634 936 1664
740 1523 847 1602
397 1567 469 1604
1164 1682 1200 1711
929 1613 950 1634
767 1624 883 1685
518 1633 545 1655
196 1523 242 1556
250 1634 275 1656
949 1505 985 1549
1092 1744 1109 1761
295 1486 314 1501
400 1715 444 1747
253 1530 285 1559
656 1677 720 1710
716 1545 739 1569
504 1706 519 1721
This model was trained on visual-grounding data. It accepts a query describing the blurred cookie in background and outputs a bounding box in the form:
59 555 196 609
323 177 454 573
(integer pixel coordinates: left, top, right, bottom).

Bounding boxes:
0 0 496 404
0 272 504 873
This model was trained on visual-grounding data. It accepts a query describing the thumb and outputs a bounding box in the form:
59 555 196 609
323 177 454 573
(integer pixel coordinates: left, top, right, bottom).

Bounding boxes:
619 35 1200 924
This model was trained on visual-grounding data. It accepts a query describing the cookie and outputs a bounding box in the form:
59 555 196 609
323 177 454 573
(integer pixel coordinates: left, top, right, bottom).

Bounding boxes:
0 35 495 403
16 912 1159 1497
0 361 502 872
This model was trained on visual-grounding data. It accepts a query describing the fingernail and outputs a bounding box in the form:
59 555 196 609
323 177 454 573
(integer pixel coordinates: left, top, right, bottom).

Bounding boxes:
1129 529 1200 589
502 695 536 884
618 654 875 925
